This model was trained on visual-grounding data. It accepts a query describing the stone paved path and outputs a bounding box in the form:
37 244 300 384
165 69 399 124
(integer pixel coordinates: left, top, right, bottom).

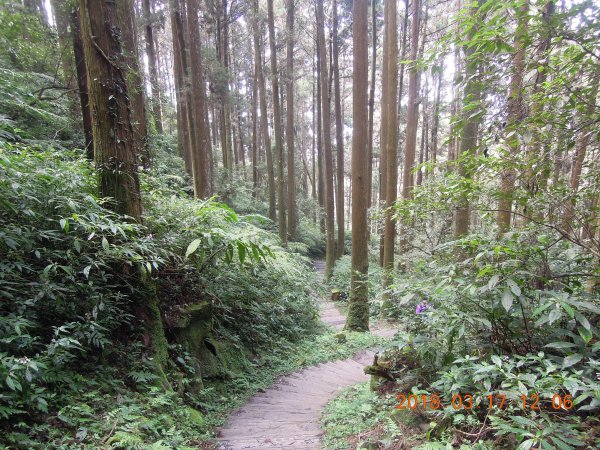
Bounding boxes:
217 260 394 449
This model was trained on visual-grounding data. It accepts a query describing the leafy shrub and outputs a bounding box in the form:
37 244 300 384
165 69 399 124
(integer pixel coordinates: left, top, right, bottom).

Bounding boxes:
0 144 322 446
379 231 600 447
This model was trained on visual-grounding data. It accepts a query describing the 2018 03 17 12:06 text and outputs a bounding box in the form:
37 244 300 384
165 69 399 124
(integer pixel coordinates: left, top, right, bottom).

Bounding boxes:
396 393 574 411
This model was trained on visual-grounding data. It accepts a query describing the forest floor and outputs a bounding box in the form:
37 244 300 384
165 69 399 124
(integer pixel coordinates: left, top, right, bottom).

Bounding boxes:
216 260 396 449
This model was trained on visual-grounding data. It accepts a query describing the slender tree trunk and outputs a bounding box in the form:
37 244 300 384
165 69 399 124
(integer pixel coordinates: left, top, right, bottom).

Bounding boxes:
380 0 399 315
316 33 325 233
317 0 335 278
286 0 297 240
497 1 529 234
252 0 276 220
143 0 164 133
71 7 93 159
78 0 142 221
367 0 377 210
251 54 259 197
399 0 421 251
267 0 287 244
50 0 81 123
430 59 443 165
564 76 599 227
417 78 428 186
333 0 344 257
453 0 483 237
186 0 211 197
118 0 150 167
170 0 193 175
345 0 370 332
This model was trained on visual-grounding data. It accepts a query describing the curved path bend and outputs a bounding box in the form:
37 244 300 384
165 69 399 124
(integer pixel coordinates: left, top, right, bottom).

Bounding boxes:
217 260 394 449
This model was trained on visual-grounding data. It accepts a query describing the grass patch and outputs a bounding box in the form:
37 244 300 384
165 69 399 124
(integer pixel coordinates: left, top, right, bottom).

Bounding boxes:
321 382 426 450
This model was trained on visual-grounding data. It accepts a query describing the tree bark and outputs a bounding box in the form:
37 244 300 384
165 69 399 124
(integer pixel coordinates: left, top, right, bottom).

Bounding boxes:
399 0 421 251
143 0 164 133
345 0 370 332
118 0 150 167
286 0 297 241
453 0 483 238
251 0 276 221
169 0 193 175
317 0 335 278
333 0 344 257
78 0 142 221
186 0 211 198
267 0 287 244
70 7 93 159
367 0 377 210
380 0 399 315
497 1 529 235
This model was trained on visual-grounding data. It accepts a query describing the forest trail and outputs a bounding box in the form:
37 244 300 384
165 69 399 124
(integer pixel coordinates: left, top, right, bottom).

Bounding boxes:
216 261 395 449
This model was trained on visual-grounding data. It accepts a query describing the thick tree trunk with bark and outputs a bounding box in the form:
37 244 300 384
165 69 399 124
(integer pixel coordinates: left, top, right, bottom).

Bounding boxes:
78 0 142 221
317 0 335 278
345 0 370 332
267 0 287 244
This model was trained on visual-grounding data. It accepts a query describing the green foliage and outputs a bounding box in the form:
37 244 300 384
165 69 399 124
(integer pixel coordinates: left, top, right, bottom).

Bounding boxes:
0 2 57 73
322 382 424 449
328 255 384 314
0 144 328 447
371 229 600 448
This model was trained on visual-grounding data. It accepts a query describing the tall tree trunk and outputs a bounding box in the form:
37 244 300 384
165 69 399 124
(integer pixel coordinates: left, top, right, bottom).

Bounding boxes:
453 0 483 237
251 0 276 221
50 0 81 123
267 0 287 244
286 0 297 240
251 53 259 197
169 0 193 175
399 0 421 251
186 0 211 197
118 0 150 167
143 0 164 133
430 59 443 165
367 0 377 210
317 0 335 278
564 76 599 227
380 0 399 315
70 7 93 159
497 1 529 234
345 0 370 332
333 0 344 257
78 0 141 220
316 29 325 233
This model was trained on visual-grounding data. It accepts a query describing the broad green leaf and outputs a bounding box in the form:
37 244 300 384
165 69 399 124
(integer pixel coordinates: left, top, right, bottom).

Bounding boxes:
574 312 590 330
562 354 583 368
237 242 246 265
502 289 513 311
185 238 202 258
507 279 521 296
578 326 592 344
101 237 109 251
